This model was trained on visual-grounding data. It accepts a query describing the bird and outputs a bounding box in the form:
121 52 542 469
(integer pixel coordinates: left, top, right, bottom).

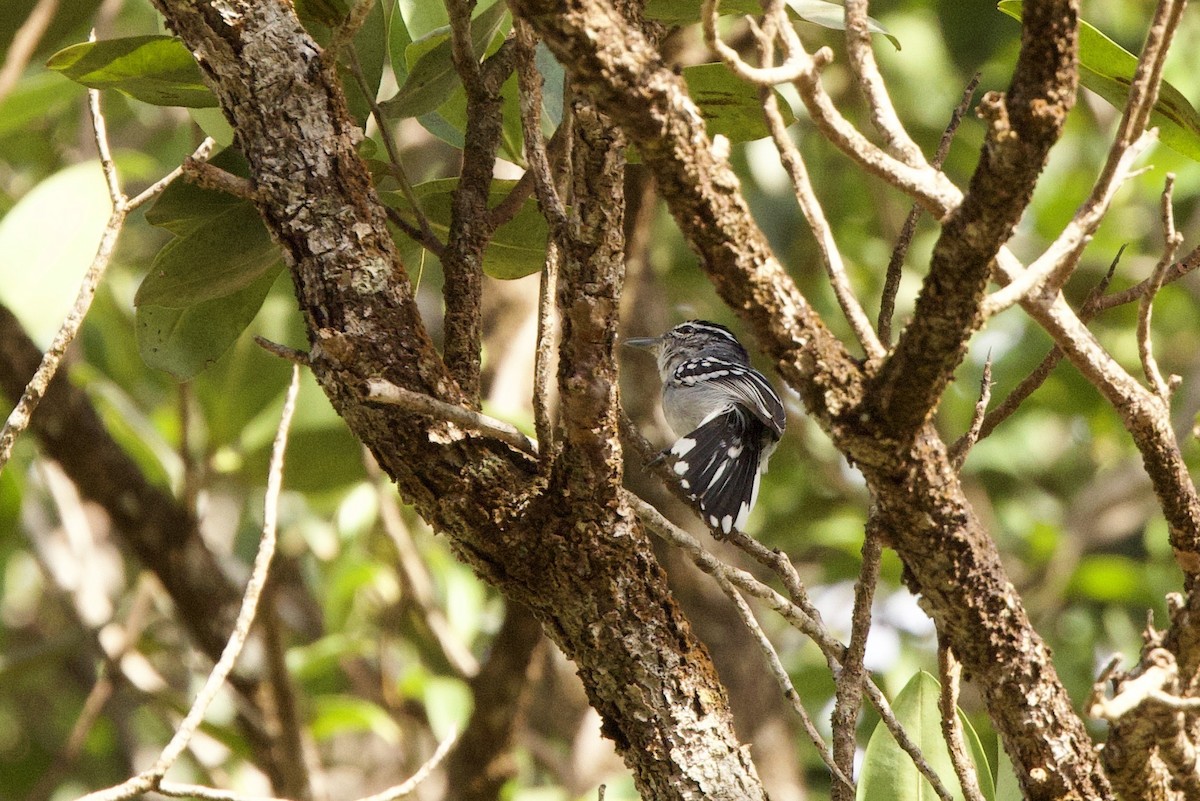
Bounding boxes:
624 320 786 535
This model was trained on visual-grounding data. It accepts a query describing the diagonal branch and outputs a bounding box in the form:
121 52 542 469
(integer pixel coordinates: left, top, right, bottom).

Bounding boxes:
867 0 1079 440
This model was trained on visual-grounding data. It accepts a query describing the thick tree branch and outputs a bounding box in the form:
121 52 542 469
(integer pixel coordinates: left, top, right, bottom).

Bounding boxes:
868 0 1079 439
509 2 1111 797
150 2 767 798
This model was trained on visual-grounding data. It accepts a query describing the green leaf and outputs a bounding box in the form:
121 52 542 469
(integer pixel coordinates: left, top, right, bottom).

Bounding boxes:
0 71 76 139
136 264 282 381
379 1 508 119
646 0 899 50
998 1 1200 162
46 35 217 108
958 711 996 801
310 695 403 744
136 205 278 308
684 62 796 142
857 671 981 801
382 178 548 279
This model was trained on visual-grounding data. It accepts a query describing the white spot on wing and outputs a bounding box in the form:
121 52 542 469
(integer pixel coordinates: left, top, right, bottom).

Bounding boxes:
672 437 697 457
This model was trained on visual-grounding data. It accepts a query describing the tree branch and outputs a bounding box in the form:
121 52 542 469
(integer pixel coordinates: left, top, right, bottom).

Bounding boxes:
151 2 769 798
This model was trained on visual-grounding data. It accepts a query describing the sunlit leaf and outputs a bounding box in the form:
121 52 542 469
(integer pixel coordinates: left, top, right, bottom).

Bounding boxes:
310 695 403 744
382 178 548 279
0 161 111 346
999 1 1200 162
380 2 508 119
858 671 984 801
47 35 217 108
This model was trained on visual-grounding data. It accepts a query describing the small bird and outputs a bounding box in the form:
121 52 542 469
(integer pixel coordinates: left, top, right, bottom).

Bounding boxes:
625 320 786 535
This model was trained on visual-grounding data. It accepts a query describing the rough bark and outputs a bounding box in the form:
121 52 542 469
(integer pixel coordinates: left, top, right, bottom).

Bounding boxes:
506 0 1110 797
150 2 766 798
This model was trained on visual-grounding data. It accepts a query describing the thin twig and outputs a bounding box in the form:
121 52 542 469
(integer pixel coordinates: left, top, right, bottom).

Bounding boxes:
253 336 312 366
365 378 538 456
356 728 459 801
701 0 811 85
973 247 1125 445
371 462 479 678
533 240 559 454
632 495 956 801
831 518 883 800
75 365 300 801
0 90 214 474
0 0 60 104
715 575 855 792
937 643 988 801
842 0 924 167
949 356 992 468
155 729 456 801
1139 173 1183 400
345 48 443 256
182 159 258 203
752 15 884 360
879 73 979 345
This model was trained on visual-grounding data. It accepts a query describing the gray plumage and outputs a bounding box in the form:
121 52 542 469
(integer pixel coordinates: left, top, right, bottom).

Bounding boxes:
625 321 785 534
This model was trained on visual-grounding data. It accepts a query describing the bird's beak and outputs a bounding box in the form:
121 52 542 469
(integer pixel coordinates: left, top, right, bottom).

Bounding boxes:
623 335 662 353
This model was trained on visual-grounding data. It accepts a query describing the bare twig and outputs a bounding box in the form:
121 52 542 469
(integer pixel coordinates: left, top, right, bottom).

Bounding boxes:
182 159 257 202
1090 243 1200 313
632 495 957 801
345 48 443 256
701 0 810 85
534 241 559 454
0 0 60 104
752 16 884 360
253 336 312 366
714 575 855 792
973 247 1124 445
831 519 884 801
154 728 456 801
880 73 980 345
372 462 480 678
366 378 538 456
1139 174 1183 400
842 0 924 167
356 728 458 801
937 643 988 801
0 87 215 473
949 356 992 469
75 365 300 801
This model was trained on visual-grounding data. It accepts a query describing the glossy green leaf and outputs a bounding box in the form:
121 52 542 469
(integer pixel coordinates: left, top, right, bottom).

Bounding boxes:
136 264 282 381
999 1 1200 162
382 178 548 279
422 70 525 163
379 1 508 119
46 35 217 108
685 62 796 142
646 0 899 50
858 671 983 801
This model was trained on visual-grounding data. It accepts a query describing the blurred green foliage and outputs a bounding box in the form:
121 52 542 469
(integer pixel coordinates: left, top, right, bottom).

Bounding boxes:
2 0 1199 799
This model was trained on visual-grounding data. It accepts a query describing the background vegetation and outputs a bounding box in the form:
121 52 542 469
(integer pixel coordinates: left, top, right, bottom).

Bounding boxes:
2 0 1198 799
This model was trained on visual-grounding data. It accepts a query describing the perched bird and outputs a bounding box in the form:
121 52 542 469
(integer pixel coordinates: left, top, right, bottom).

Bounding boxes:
625 320 786 535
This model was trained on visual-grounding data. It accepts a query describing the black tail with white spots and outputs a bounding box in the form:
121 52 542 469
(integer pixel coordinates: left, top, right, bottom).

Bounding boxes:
669 407 771 535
